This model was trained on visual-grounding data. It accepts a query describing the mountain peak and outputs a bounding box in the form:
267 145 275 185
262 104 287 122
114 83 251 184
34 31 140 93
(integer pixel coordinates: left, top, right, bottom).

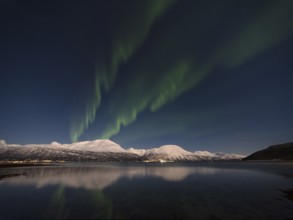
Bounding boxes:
68 139 127 153
0 139 6 146
144 145 195 161
127 148 147 156
149 145 192 155
50 141 61 146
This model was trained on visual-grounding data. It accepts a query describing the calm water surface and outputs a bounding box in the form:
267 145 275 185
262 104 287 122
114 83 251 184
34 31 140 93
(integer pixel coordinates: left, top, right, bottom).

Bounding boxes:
0 162 293 219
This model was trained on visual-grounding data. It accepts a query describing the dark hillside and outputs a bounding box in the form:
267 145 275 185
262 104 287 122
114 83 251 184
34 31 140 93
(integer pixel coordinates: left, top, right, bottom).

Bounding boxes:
243 142 293 161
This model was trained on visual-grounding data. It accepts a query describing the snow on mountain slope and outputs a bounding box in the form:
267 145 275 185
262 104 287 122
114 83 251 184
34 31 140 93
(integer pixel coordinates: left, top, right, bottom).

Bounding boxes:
62 139 127 153
213 152 244 160
0 139 244 161
127 145 244 161
50 141 61 146
146 145 192 156
193 151 215 157
144 145 200 161
127 148 147 156
0 139 6 147
193 151 244 160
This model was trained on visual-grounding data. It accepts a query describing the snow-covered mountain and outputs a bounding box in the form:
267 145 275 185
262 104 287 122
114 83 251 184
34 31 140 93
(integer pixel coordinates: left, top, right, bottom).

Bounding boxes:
0 139 139 162
127 145 244 161
213 152 244 160
0 139 6 146
54 139 127 153
0 139 244 162
129 145 200 161
127 148 147 156
192 150 244 160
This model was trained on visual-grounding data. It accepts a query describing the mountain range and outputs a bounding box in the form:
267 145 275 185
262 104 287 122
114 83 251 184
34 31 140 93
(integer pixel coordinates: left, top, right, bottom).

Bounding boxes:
0 139 244 162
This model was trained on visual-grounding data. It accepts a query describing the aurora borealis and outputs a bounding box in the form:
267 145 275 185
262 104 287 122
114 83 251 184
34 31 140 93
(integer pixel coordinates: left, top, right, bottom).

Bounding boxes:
1 0 293 154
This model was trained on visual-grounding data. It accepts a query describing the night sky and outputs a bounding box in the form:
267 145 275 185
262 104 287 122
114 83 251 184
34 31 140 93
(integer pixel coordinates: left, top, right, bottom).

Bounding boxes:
1 0 293 154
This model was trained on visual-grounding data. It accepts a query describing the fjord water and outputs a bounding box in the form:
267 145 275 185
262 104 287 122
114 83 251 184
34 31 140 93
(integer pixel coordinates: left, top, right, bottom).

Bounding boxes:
0 162 293 219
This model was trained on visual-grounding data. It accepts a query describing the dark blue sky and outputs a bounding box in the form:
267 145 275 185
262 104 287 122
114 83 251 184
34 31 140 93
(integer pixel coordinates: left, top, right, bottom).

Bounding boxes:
0 0 292 154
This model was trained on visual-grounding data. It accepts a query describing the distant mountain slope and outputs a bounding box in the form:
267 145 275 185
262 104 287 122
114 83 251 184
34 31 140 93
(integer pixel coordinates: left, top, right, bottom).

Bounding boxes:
243 142 293 161
144 145 198 161
128 145 243 161
0 145 140 162
58 139 127 153
0 139 244 162
0 140 6 146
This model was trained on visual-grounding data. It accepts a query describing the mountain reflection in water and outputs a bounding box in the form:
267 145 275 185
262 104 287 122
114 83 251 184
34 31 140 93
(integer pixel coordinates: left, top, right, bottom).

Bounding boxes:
0 162 293 219
0 164 218 189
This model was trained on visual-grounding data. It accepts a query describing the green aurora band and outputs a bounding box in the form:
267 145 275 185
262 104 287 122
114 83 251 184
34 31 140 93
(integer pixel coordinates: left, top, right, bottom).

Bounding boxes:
71 0 293 142
70 0 176 142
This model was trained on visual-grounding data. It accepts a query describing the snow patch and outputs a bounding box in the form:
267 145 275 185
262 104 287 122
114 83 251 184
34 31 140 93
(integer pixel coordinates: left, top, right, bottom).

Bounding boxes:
64 139 127 153
193 151 215 157
0 139 6 146
50 141 61 146
127 148 147 156
147 145 192 156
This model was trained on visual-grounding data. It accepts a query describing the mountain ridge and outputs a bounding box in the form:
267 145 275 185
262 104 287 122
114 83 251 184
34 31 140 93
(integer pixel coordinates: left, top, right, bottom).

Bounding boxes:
242 142 293 161
0 139 244 162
